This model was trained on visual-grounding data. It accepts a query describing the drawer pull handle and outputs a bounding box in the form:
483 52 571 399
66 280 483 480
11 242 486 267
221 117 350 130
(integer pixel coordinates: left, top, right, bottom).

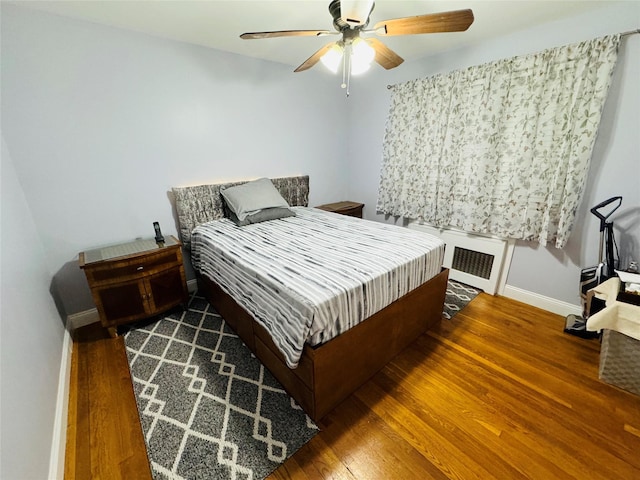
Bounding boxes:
137 266 144 271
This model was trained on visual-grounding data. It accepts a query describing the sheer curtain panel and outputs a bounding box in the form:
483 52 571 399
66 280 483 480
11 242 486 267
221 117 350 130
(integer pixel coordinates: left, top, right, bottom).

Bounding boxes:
377 35 620 248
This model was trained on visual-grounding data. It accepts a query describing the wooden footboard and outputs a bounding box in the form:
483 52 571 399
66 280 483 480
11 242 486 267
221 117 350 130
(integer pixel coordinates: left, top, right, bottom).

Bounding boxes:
200 268 449 422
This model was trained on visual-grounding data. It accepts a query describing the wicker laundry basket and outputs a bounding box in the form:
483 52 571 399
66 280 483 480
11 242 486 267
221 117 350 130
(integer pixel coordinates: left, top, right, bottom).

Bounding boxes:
599 329 640 395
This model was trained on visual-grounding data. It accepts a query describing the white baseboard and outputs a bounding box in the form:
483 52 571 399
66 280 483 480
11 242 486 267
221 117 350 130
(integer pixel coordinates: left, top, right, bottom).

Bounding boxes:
187 278 198 293
67 308 99 330
502 284 582 317
49 328 73 479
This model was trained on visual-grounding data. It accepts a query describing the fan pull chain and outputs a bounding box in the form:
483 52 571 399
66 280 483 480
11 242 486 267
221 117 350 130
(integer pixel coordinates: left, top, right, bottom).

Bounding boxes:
341 47 347 90
342 43 352 97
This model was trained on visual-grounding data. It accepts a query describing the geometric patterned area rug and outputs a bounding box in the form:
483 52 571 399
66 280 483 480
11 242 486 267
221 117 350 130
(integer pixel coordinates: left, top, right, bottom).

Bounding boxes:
123 293 318 480
443 280 482 320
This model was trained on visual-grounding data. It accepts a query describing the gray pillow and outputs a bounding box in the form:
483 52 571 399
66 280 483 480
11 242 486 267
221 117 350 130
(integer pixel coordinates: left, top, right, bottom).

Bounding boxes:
220 178 290 221
228 207 296 226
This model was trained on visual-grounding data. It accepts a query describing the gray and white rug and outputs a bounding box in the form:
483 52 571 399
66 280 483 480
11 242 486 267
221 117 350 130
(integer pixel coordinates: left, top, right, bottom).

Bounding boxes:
123 281 479 479
443 280 481 319
123 294 318 480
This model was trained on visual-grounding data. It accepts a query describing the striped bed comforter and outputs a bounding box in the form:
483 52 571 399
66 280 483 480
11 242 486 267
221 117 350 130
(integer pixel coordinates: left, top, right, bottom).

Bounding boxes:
191 207 445 368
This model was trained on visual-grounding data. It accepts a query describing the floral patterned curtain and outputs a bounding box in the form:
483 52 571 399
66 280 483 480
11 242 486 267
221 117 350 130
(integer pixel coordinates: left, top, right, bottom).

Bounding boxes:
377 35 620 248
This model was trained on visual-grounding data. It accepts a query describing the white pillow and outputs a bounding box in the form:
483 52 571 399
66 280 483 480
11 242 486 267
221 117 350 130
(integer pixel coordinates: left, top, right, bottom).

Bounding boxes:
220 178 290 221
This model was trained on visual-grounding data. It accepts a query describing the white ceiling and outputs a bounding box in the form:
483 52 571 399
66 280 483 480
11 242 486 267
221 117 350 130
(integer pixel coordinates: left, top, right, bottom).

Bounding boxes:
12 1 618 69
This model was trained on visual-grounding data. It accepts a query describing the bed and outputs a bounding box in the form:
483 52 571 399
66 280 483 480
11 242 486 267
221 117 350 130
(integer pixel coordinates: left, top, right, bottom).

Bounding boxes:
172 175 449 422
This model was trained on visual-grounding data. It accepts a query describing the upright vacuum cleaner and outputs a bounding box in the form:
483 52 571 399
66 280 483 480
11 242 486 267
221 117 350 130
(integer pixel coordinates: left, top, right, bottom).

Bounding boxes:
564 196 622 338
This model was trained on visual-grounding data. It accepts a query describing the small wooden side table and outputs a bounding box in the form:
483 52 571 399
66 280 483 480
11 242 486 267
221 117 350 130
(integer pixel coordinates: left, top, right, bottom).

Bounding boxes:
79 235 189 337
316 201 364 218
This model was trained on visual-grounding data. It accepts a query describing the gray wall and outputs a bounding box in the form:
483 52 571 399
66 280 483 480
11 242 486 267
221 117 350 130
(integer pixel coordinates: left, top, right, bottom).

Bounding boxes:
346 1 640 307
1 135 67 479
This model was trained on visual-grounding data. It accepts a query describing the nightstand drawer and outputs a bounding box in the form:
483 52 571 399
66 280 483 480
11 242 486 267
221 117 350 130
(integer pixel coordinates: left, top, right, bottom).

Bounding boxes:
88 248 181 284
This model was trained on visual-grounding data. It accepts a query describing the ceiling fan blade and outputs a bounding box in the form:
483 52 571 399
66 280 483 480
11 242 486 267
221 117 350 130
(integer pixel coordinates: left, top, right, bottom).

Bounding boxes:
294 42 336 73
240 30 333 40
374 9 474 36
365 38 404 70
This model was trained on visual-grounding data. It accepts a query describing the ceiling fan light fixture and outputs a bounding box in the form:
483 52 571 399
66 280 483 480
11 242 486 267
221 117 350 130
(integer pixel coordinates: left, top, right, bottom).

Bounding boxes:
350 37 375 75
320 42 344 73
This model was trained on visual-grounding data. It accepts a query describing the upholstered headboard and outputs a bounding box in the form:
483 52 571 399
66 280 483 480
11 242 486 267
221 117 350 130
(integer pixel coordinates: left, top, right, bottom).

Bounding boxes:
172 175 309 249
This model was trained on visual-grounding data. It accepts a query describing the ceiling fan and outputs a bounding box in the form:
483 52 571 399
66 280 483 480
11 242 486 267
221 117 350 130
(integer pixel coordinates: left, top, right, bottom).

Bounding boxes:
240 1 474 94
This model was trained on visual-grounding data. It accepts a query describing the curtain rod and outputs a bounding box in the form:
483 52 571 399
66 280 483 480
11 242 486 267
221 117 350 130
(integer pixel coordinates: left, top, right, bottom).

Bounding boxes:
386 28 640 89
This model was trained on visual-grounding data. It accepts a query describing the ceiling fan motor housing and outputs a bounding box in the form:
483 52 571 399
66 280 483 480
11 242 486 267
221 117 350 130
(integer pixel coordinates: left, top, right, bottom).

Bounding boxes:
330 0 374 31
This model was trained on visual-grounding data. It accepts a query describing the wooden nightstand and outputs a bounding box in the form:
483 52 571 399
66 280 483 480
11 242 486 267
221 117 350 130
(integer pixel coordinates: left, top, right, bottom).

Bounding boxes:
316 201 364 218
79 235 189 337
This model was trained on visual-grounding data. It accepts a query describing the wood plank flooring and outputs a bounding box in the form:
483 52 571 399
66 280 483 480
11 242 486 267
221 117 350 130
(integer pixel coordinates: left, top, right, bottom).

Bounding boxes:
65 293 640 479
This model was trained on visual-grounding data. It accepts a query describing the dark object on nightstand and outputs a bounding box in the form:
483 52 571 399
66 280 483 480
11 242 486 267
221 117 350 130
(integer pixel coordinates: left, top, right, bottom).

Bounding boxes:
153 221 165 244
316 201 364 218
79 235 189 337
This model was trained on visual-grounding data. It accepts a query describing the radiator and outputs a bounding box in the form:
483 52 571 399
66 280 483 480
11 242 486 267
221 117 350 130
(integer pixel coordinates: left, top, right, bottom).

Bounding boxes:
408 222 512 294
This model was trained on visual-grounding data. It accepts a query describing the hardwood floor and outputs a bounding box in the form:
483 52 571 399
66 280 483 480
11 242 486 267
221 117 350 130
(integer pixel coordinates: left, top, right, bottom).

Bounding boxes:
65 320 152 480
65 293 640 479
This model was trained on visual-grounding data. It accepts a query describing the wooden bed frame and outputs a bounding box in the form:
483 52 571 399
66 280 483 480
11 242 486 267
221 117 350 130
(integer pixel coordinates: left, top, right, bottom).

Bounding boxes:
172 175 449 422
200 268 448 422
